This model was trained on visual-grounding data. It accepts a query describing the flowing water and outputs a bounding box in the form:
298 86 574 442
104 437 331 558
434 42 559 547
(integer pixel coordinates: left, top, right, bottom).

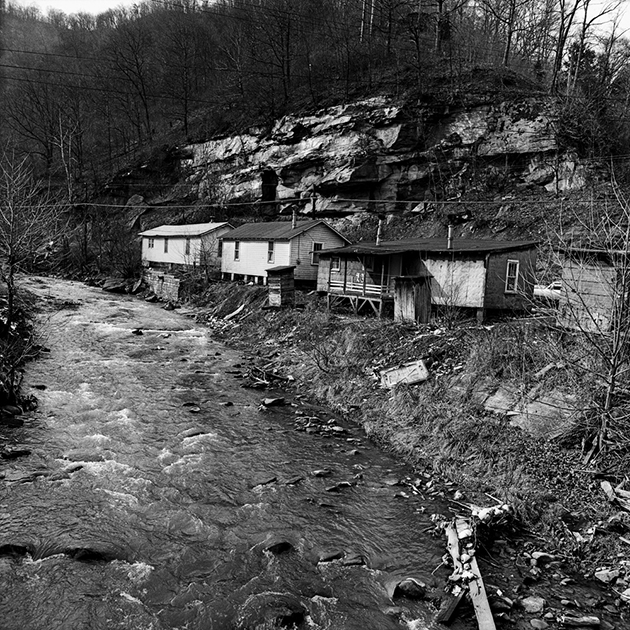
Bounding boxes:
0 277 463 630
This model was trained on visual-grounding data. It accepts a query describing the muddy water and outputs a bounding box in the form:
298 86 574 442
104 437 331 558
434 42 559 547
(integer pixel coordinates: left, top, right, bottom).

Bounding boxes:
0 277 460 630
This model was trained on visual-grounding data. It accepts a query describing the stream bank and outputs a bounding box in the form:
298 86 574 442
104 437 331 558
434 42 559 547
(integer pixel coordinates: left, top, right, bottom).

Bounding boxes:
184 280 630 628
1 276 473 630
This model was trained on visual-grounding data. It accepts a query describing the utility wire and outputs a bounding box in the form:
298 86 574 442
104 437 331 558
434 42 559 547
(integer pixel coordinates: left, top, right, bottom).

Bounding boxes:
34 197 625 210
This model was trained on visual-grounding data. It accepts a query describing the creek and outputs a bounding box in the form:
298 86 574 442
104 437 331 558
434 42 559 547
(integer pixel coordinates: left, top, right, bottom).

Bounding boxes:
0 276 468 630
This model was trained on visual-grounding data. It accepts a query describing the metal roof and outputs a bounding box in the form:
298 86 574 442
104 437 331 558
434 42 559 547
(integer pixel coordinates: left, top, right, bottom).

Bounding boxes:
320 238 538 256
222 220 350 242
139 222 231 238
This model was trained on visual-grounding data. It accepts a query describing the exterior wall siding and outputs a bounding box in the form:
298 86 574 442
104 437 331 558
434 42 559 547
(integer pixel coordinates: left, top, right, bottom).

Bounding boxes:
559 260 616 332
424 258 486 308
289 224 349 282
317 258 332 292
142 226 232 268
222 224 347 283
484 249 536 310
201 226 233 267
221 240 291 279
319 247 537 313
143 235 190 265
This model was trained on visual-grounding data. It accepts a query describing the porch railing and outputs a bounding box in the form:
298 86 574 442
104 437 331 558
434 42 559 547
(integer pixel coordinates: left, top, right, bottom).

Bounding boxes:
329 278 393 297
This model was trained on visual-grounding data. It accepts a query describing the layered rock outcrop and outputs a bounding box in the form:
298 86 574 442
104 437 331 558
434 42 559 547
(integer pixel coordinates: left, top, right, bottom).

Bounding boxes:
181 95 587 216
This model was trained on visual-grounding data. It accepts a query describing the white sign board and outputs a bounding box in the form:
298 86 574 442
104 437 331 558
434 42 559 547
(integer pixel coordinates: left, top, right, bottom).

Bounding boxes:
380 360 429 388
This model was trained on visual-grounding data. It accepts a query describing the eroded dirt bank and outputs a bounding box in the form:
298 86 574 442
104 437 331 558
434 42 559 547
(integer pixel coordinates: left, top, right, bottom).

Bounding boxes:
184 281 630 629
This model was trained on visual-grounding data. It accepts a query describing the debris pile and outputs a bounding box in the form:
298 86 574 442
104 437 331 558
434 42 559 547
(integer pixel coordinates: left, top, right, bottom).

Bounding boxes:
433 502 513 629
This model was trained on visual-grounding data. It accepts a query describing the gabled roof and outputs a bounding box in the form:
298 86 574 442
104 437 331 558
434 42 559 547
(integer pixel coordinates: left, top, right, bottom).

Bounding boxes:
139 222 232 238
321 238 538 256
222 220 350 243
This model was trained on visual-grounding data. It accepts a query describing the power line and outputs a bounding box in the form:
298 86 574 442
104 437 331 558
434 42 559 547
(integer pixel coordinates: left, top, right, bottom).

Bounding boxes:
56 196 623 210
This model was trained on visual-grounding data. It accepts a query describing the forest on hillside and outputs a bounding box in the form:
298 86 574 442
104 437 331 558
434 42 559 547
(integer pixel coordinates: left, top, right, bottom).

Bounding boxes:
1 0 630 202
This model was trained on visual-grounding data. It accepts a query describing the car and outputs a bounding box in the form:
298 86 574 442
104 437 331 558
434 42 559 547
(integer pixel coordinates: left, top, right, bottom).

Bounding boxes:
533 281 562 301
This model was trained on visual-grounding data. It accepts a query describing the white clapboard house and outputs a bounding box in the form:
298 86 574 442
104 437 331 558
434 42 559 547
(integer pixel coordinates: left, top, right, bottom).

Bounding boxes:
220 219 350 284
140 222 233 270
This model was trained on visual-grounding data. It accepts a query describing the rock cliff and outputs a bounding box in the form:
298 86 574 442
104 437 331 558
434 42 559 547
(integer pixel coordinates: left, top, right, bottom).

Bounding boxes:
179 94 589 218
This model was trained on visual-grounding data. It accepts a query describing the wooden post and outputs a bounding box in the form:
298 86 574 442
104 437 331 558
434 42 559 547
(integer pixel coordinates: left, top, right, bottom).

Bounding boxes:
416 278 431 324
327 256 333 293
343 258 348 293
380 263 385 295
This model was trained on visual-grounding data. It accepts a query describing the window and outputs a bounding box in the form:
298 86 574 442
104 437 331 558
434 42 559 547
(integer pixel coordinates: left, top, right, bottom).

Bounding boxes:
311 242 323 265
267 241 275 263
363 255 374 272
234 240 240 260
505 260 519 293
218 240 223 258
148 238 155 249
164 238 169 254
185 238 191 256
331 256 341 272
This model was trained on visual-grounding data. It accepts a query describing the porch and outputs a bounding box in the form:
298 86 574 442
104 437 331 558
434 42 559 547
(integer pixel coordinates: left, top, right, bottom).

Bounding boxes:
326 276 394 316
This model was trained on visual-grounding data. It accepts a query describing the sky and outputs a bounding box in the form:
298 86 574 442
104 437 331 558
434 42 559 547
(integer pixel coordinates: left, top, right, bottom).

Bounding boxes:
9 0 630 35
12 0 139 15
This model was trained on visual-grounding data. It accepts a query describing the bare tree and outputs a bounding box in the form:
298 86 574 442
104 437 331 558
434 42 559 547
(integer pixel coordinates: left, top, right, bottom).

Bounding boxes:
566 0 623 94
551 0 583 92
549 181 630 458
0 151 63 333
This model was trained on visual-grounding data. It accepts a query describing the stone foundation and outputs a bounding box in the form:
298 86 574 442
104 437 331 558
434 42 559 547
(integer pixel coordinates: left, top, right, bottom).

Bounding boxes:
144 269 181 302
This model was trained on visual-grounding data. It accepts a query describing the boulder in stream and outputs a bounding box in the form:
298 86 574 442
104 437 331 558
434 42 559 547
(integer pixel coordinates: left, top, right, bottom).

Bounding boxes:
261 537 294 555
236 593 306 630
101 278 128 293
250 475 277 488
0 414 24 428
261 397 285 408
318 550 344 562
520 596 546 613
386 577 427 600
1 448 31 460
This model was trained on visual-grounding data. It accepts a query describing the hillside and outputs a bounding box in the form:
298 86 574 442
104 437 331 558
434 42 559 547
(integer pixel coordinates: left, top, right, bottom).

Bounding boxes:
101 75 613 275
2 0 630 234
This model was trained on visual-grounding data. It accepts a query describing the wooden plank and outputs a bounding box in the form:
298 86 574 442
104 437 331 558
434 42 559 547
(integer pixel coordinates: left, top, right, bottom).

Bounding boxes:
455 519 496 630
436 591 465 624
445 523 463 570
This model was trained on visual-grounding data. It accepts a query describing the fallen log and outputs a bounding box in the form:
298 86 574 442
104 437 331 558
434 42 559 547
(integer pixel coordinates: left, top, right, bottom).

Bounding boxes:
224 304 245 321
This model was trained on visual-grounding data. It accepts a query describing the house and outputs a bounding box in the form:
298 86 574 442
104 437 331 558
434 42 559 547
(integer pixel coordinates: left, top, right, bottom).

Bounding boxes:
139 222 233 270
317 237 538 320
557 246 623 333
220 219 350 284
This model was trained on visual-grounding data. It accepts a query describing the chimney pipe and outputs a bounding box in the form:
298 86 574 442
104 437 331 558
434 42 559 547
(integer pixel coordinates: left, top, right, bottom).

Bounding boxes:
292 209 297 229
376 216 383 246
447 224 453 249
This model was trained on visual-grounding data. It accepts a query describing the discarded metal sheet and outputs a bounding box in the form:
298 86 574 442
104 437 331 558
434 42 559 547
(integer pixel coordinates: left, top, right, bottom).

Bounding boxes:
380 360 429 388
